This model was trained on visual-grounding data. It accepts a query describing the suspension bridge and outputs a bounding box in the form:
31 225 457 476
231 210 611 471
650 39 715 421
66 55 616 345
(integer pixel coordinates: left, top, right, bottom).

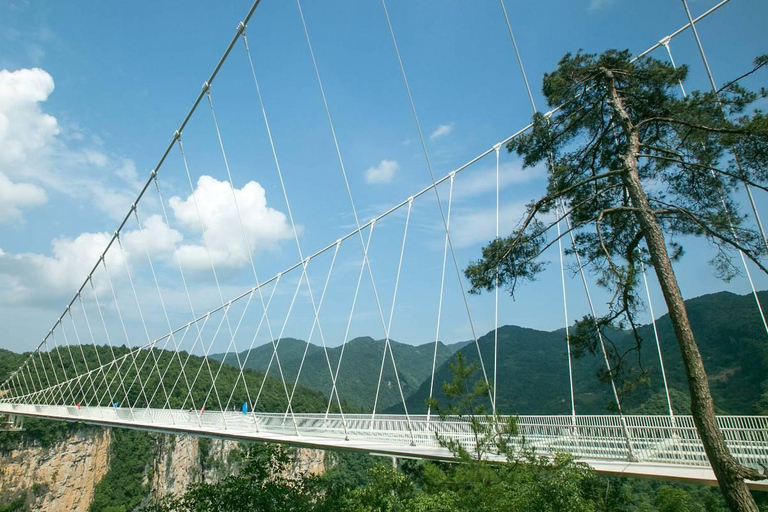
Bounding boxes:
1 0 767 490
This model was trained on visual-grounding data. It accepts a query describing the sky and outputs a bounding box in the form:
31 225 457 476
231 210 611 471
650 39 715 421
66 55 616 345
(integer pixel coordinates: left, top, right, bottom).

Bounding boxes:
0 0 767 357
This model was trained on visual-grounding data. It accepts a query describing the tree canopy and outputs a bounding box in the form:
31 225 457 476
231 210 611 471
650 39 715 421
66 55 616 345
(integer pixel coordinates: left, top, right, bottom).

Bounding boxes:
463 49 768 511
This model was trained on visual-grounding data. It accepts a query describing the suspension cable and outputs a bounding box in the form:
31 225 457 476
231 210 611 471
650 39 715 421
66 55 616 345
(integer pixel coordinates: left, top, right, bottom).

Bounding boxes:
240 30 347 424
380 0 493 406
661 41 768 338
679 0 768 257
426 176 454 424
296 0 415 427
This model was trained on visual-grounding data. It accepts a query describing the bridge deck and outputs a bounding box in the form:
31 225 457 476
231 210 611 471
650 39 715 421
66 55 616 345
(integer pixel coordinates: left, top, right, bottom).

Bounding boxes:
1 404 766 489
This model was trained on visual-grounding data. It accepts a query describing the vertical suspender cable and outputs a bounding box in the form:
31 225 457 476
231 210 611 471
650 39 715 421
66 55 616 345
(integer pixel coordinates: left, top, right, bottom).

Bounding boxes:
641 262 675 419
563 206 634 459
498 1 581 422
239 31 348 427
326 225 376 419
557 210 577 423
296 0 416 428
372 200 414 421
380 0 493 406
679 0 768 259
427 175 454 424
493 146 501 415
661 40 768 338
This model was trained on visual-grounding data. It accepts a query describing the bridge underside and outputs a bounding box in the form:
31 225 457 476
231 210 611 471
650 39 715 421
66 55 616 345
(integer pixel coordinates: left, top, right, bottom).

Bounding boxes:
1 404 765 490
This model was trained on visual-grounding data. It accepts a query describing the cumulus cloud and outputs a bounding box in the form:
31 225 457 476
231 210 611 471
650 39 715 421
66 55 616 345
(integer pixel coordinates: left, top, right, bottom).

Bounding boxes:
0 213 186 307
0 67 143 221
121 214 183 259
0 68 58 219
169 176 294 270
0 175 294 306
0 68 59 167
429 123 454 141
0 231 124 306
364 159 399 185
0 171 46 221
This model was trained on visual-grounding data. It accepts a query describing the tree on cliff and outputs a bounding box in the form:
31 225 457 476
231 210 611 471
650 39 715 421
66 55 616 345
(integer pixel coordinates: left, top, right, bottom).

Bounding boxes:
464 50 768 511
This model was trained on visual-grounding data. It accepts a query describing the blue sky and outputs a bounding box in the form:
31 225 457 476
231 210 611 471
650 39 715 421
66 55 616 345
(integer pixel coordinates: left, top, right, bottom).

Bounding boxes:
0 0 766 356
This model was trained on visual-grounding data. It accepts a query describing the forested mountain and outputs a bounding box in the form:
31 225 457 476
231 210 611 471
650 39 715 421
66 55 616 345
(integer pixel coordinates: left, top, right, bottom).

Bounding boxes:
6 290 763 417
0 345 331 414
395 290 768 415
211 337 468 412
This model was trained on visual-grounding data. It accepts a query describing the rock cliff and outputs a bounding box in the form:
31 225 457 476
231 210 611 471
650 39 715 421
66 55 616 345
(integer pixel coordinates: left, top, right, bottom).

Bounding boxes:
0 426 328 511
0 428 111 511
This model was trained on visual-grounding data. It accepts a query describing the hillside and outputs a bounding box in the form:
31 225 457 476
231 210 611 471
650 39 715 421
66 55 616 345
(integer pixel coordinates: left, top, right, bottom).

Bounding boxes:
211 337 468 412
394 290 768 415
0 345 331 416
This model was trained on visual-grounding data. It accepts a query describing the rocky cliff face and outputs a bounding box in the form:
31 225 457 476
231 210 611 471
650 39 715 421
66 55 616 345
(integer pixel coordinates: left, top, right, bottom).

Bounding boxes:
0 428 111 512
0 426 328 511
149 434 327 501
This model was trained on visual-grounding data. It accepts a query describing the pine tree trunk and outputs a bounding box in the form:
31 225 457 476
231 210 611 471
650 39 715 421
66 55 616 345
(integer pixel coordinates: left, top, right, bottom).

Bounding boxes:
605 73 759 512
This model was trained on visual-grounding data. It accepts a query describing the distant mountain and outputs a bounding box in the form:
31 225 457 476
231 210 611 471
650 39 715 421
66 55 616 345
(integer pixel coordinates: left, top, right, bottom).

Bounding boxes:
392 290 768 416
211 338 469 412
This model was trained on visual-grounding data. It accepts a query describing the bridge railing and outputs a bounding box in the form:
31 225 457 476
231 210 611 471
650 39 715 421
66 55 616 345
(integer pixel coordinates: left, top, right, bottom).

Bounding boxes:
2 404 767 472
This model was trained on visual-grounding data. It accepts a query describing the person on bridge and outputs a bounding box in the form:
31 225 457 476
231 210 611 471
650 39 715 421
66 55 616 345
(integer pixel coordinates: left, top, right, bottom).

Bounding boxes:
242 401 248 414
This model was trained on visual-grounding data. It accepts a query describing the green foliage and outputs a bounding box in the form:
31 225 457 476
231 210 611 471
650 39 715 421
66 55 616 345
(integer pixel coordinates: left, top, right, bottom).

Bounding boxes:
0 417 81 452
428 351 519 461
464 49 768 396
89 429 153 512
322 450 378 489
143 444 340 512
0 496 28 512
342 465 416 512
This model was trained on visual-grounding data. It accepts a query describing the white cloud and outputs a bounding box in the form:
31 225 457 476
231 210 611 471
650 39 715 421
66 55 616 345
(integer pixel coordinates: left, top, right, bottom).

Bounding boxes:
0 175 294 307
0 231 124 306
0 171 46 221
450 203 529 249
453 161 545 199
429 123 454 141
121 214 183 259
0 67 144 221
0 216 182 307
0 68 59 167
364 159 399 185
169 176 294 270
